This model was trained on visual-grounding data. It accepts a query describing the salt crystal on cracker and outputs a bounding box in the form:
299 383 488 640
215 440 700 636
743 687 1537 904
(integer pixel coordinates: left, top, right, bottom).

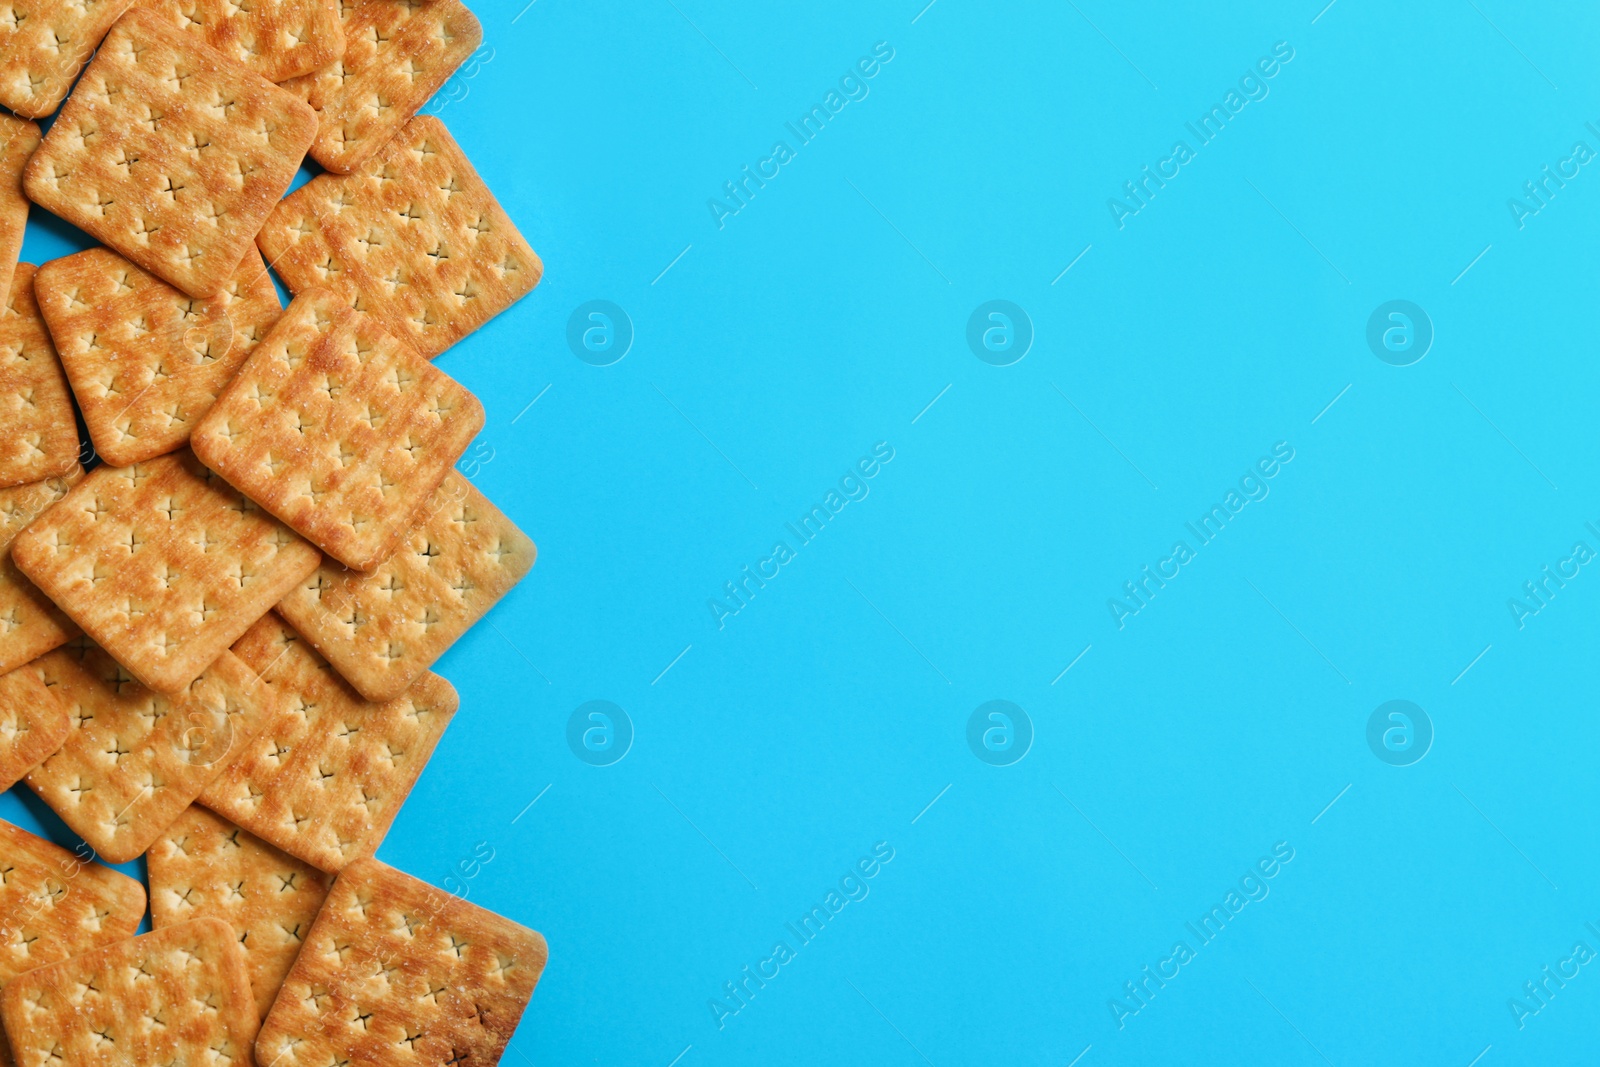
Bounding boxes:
140 0 344 83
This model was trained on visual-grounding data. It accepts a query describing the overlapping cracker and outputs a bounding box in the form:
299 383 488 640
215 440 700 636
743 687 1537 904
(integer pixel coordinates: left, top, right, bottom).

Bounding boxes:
0 662 68 793
192 288 483 572
149 804 332 1019
257 857 548 1067
0 265 81 491
139 0 344 83
0 468 82 675
11 449 323 694
199 612 458 873
36 246 284 466
278 471 534 702
256 114 542 358
0 917 259 1067
0 118 40 307
24 637 279 863
23 8 318 298
282 0 480 173
0 818 145 1067
0 0 134 118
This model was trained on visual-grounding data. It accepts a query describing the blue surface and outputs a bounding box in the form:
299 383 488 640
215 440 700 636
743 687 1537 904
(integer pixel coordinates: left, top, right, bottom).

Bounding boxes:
10 0 1600 1063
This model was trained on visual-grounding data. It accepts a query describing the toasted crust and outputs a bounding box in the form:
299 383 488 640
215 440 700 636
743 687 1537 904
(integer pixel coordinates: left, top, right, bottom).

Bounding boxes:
11 449 322 694
0 467 83 675
0 119 40 306
0 661 68 793
139 0 344 82
278 472 534 701
0 265 81 491
36 246 284 467
257 857 547 1067
199 612 458 873
0 0 135 118
191 288 484 571
23 8 318 298
0 917 259 1067
148 804 333 1018
256 114 542 359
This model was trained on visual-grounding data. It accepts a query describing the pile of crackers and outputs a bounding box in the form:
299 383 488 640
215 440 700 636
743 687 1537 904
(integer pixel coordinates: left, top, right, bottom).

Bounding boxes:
0 0 549 1061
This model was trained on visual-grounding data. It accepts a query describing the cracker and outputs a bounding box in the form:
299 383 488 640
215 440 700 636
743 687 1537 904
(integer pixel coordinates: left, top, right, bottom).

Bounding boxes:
0 916 259 1067
281 0 480 173
0 0 134 118
0 118 41 307
0 468 83 676
0 265 81 491
11 449 323 694
139 0 344 83
199 612 458 873
278 471 534 702
257 857 547 1067
0 818 145 1067
23 7 318 299
24 638 280 863
256 114 542 358
149 804 332 1019
0 662 68 793
191 288 483 572
36 245 284 467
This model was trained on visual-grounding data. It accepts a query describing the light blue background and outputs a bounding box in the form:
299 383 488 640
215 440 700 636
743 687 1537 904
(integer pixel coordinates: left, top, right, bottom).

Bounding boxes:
8 0 1600 1063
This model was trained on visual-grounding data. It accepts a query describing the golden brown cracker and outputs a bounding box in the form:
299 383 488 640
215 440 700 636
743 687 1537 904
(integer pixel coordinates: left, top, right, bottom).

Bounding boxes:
0 265 81 491
0 118 41 307
0 0 135 118
257 857 547 1067
256 114 542 358
148 804 332 1019
278 472 534 702
192 288 484 572
199 612 458 873
23 7 318 298
0 916 259 1067
138 0 344 83
36 245 284 467
0 468 83 676
0 662 68 793
11 449 322 694
24 638 279 863
282 0 480 173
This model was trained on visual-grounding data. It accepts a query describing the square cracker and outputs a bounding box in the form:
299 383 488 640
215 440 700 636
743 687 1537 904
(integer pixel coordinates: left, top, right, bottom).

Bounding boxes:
0 0 134 118
36 245 284 467
200 612 458 873
257 857 548 1067
0 118 41 308
256 114 542 358
0 265 81 491
24 638 280 863
0 917 259 1067
23 7 318 298
192 288 484 571
0 467 83 676
11 449 323 694
0 661 69 793
149 804 332 1019
139 0 344 83
278 471 535 702
282 0 481 173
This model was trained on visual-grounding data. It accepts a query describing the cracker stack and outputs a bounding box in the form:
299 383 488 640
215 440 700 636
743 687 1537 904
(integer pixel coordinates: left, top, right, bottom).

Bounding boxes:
0 2 548 1062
